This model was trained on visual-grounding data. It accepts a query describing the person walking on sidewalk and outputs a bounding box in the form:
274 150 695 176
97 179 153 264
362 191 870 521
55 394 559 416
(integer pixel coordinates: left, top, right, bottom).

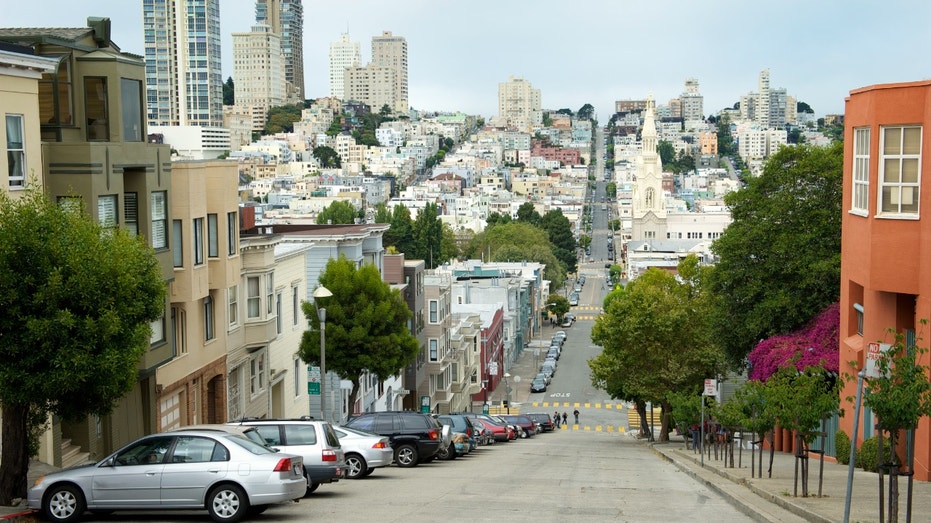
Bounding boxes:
562 412 568 427
554 411 560 428
573 409 580 424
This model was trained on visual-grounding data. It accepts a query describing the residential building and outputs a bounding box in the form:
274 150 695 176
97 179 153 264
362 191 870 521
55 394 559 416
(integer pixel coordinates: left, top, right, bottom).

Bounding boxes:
681 77 704 122
839 79 931 481
148 125 232 160
0 17 174 465
498 76 542 131
144 0 224 127
329 32 360 99
344 32 408 115
232 24 285 131
255 0 304 101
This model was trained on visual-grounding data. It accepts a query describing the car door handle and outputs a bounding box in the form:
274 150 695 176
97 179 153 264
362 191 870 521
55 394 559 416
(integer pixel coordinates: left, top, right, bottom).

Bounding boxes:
207 468 221 474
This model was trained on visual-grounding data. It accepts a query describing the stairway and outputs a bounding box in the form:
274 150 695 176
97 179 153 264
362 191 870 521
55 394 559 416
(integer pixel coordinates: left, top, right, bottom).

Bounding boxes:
61 438 91 468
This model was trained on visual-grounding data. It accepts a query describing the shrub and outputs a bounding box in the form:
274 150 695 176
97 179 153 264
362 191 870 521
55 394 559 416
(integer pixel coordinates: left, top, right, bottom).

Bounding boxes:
856 436 895 472
834 430 851 465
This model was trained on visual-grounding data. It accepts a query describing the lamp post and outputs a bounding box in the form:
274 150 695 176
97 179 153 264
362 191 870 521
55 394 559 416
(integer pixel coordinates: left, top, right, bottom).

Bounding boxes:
313 285 333 421
504 372 512 414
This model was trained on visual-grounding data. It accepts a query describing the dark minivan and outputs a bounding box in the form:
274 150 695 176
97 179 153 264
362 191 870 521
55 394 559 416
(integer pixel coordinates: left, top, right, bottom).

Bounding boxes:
345 412 444 468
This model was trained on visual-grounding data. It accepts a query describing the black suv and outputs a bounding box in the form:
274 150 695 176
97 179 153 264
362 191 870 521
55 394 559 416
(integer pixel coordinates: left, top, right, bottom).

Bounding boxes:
345 412 444 467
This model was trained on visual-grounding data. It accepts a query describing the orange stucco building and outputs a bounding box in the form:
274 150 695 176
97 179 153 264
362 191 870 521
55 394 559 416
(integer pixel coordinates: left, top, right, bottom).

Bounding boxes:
839 79 931 481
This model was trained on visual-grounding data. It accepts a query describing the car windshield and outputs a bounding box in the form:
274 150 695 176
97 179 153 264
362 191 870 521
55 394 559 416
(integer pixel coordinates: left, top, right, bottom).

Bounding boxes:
223 434 278 455
334 425 379 438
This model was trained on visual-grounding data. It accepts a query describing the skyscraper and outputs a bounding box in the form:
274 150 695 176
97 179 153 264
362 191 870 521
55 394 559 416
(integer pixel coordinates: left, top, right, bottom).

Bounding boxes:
329 32 361 99
497 76 542 130
233 24 284 131
370 31 408 114
143 0 224 127
256 0 304 101
343 31 408 114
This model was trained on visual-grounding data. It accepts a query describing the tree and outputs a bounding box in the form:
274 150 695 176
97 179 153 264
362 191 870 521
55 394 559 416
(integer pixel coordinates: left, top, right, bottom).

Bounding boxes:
316 200 358 225
264 103 303 134
657 140 676 166
412 202 445 268
539 209 577 274
546 294 570 321
589 259 725 441
299 257 419 417
466 222 566 289
485 212 511 228
313 145 342 168
605 182 617 198
707 142 843 366
388 204 415 256
223 76 234 105
578 103 595 120
515 202 540 224
0 189 166 503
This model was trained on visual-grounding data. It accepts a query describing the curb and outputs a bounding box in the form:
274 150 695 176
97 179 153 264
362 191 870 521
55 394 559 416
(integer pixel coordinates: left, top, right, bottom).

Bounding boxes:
0 509 37 521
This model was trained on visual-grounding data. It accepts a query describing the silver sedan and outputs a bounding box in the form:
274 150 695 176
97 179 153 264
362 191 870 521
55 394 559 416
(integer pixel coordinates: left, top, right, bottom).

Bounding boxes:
333 425 394 479
28 430 305 523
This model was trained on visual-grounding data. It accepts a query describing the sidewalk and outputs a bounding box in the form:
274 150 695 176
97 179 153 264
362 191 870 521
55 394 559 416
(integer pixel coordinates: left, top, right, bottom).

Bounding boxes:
0 460 58 520
650 434 931 523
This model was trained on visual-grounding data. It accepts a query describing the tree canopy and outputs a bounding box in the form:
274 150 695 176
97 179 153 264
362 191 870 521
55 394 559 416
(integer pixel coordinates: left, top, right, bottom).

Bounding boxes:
298 257 419 416
0 189 166 503
312 145 341 168
707 142 843 366
316 200 359 225
465 221 566 289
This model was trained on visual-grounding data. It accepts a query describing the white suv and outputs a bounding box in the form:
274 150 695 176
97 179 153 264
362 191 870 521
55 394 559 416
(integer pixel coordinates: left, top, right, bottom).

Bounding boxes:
228 418 347 495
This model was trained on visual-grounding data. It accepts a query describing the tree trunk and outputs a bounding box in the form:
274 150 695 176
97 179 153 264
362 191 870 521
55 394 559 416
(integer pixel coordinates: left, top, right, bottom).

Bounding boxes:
636 401 650 439
888 431 899 523
0 402 30 505
768 431 775 478
658 403 670 443
347 378 361 418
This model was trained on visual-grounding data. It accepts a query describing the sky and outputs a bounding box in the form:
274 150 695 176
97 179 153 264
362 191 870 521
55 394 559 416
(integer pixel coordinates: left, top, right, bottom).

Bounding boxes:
6 0 931 122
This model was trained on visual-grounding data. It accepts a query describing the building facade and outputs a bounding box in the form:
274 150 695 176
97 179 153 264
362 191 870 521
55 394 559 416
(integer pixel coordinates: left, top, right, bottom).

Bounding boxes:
255 0 304 101
144 0 224 127
329 32 360 99
839 79 931 481
498 76 542 131
232 24 285 130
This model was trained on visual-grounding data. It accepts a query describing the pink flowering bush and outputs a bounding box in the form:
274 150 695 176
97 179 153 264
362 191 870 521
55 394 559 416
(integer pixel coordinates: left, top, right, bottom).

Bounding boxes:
747 303 839 381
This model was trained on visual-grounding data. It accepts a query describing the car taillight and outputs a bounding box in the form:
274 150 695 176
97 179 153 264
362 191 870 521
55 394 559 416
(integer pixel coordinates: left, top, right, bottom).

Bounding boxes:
372 441 387 449
466 428 472 437
273 458 295 472
322 449 337 462
428 429 439 440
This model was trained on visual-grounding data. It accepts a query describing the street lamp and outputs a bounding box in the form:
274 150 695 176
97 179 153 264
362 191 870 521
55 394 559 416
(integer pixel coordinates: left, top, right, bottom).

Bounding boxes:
313 285 333 421
504 372 512 414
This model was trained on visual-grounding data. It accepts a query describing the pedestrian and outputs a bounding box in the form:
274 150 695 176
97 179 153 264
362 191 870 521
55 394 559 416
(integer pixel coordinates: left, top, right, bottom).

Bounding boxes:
562 412 568 426
554 411 560 428
573 409 580 424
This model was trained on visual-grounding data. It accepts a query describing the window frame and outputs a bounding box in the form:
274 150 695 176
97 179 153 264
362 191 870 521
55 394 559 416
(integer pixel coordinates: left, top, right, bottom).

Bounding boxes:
97 194 118 228
207 213 218 258
193 217 205 265
5 114 26 187
851 127 870 215
429 338 438 362
227 211 237 255
151 191 168 250
204 294 215 341
247 276 261 319
120 78 144 142
228 285 239 328
429 300 438 323
84 76 109 141
878 125 922 217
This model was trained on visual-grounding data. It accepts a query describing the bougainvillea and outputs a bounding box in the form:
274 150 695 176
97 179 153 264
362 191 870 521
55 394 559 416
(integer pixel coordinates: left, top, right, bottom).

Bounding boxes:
747 302 839 381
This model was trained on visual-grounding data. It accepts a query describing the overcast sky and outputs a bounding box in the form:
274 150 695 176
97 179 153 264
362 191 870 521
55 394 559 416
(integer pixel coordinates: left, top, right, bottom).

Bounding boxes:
6 0 931 122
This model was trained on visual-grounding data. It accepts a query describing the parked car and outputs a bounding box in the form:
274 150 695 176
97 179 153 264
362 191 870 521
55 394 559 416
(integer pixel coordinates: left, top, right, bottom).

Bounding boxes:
535 371 551 385
497 415 536 438
530 376 547 393
525 413 556 432
28 429 305 523
561 316 573 327
436 414 477 457
345 411 445 467
554 330 567 341
468 418 496 445
540 366 554 383
331 425 393 479
228 418 346 495
569 294 579 306
547 347 560 361
459 413 514 442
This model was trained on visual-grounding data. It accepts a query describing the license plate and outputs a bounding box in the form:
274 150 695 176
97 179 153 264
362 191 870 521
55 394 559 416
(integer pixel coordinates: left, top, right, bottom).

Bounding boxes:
293 464 301 475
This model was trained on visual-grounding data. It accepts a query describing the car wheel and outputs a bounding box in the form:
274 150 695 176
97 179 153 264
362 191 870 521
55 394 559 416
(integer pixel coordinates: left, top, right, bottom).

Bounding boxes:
305 480 319 495
43 484 85 523
361 467 375 477
207 483 249 523
345 453 368 479
394 444 419 467
520 429 528 439
442 443 457 461
246 505 268 516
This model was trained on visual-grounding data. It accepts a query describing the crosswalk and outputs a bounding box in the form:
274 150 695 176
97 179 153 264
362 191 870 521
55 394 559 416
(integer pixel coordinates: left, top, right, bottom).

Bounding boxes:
569 305 602 321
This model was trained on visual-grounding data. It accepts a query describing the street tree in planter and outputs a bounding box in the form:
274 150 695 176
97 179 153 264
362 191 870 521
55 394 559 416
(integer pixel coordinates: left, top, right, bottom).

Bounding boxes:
860 327 931 523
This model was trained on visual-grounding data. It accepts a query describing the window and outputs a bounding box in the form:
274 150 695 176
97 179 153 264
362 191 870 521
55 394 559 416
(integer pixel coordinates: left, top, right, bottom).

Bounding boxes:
266 274 275 315
207 214 218 257
247 276 261 318
84 77 109 141
429 339 438 362
292 285 299 326
429 300 438 323
151 191 167 249
250 350 266 395
97 195 117 228
879 126 922 215
852 127 870 214
228 285 238 328
124 192 138 235
293 358 301 398
284 424 318 445
172 220 183 267
150 312 165 345
854 303 864 336
38 56 73 132
204 295 214 341
227 211 237 255
276 292 282 334
193 217 204 265
6 115 25 187
120 78 143 142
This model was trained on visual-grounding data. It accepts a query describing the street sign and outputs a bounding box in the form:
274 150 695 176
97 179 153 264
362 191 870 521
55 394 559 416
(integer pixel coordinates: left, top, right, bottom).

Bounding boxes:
307 365 321 395
703 379 717 396
865 342 891 379
307 382 320 395
420 395 430 414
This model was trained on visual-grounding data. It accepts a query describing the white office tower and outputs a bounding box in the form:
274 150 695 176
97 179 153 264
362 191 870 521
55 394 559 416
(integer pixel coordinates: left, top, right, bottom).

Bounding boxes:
757 69 771 129
329 32 361 99
497 76 543 131
232 24 285 131
144 0 224 127
680 77 704 122
256 0 304 101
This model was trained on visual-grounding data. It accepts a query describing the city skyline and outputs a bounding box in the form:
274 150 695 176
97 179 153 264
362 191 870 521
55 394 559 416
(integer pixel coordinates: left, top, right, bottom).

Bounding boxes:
5 0 930 122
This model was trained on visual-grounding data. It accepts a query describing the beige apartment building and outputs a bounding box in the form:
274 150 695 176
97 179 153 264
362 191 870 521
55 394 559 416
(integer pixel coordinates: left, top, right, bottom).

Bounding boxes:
233 24 285 132
498 76 542 131
344 32 408 114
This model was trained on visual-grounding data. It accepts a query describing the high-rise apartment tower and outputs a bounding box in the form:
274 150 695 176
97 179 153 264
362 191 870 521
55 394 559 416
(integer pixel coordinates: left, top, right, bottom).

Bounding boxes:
256 0 304 100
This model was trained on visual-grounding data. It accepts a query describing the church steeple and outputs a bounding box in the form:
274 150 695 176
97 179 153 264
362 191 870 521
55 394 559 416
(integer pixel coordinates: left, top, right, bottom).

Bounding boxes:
642 94 658 163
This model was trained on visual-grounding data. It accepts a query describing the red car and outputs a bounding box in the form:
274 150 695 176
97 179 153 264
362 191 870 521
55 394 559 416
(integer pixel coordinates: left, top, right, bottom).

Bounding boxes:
460 414 515 442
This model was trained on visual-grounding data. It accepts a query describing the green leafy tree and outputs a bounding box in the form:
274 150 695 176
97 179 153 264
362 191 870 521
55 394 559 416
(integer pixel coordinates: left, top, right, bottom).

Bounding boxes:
325 118 343 137
716 114 736 156
860 327 931 520
657 140 676 166
316 200 358 225
313 145 342 168
412 203 445 268
578 103 595 120
485 212 511 228
0 189 166 503
589 258 725 441
707 142 843 366
223 76 234 105
264 103 303 134
466 222 566 288
388 205 415 256
299 257 419 416
578 234 591 251
539 209 577 274
373 202 392 224
605 182 617 198
546 294 570 321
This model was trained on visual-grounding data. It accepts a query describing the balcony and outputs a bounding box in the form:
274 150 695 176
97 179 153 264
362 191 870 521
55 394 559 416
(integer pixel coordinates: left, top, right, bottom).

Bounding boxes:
243 316 277 347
